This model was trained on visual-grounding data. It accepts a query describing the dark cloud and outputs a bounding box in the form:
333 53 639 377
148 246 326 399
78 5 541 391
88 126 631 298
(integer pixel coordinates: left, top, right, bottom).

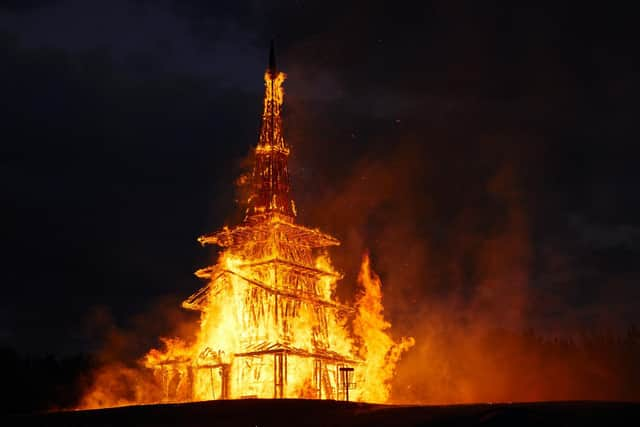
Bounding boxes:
0 0 265 90
0 0 61 13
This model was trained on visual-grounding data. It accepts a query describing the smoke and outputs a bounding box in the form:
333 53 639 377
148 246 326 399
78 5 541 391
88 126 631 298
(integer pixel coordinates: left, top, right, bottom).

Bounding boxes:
283 95 639 402
77 297 200 408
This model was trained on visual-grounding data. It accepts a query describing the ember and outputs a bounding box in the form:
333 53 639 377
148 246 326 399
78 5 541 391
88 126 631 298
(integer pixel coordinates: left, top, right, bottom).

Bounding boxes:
81 42 413 408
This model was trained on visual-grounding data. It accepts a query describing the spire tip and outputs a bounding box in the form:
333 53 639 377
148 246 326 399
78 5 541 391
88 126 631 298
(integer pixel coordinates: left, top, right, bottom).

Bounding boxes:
268 39 276 74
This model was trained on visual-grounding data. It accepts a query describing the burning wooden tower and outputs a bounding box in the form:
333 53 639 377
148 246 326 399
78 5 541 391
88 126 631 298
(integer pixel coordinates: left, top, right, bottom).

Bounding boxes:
78 42 414 409
120 43 416 408
154 42 357 400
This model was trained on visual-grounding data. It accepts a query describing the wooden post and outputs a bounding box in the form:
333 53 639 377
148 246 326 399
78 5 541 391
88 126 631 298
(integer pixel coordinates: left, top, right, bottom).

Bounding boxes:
339 367 354 402
209 368 216 400
221 364 230 399
314 359 322 399
274 352 287 398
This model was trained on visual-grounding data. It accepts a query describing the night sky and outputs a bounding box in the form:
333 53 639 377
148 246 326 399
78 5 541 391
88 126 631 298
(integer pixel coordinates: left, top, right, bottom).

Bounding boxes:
2 1 639 358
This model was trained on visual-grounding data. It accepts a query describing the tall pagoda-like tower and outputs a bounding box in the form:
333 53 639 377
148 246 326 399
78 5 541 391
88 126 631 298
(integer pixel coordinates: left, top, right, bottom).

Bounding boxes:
174 42 356 400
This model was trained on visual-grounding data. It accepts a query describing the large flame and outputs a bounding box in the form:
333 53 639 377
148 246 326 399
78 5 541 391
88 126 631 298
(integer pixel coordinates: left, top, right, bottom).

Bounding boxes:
80 249 413 407
79 58 412 409
353 254 416 402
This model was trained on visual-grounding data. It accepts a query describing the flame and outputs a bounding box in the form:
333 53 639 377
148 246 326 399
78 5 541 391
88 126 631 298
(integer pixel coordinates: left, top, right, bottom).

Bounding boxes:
78 55 412 408
254 71 289 155
264 71 286 116
79 250 413 407
352 254 415 402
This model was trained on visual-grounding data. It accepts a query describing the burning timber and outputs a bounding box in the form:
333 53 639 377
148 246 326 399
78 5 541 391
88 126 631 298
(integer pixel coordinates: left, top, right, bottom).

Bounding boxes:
81 43 413 408
154 42 359 401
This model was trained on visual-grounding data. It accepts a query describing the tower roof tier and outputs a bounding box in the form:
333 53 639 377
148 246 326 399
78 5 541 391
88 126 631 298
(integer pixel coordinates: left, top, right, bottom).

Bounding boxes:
154 341 358 368
198 214 340 249
196 258 340 280
184 268 351 313
235 341 358 364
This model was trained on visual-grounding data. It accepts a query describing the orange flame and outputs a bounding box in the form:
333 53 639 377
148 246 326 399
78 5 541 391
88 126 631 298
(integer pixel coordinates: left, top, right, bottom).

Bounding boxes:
352 253 415 402
79 251 413 407
79 53 412 408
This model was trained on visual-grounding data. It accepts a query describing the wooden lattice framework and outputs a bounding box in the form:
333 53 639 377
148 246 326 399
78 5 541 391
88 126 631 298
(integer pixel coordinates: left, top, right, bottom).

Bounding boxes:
154 42 356 401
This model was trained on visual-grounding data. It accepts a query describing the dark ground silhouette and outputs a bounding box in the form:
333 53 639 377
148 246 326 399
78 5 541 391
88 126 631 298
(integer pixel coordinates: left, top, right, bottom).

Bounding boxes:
7 399 640 427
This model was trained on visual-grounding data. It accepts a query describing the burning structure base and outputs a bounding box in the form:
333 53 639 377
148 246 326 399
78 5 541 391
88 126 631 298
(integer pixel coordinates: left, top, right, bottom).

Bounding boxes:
153 211 359 401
